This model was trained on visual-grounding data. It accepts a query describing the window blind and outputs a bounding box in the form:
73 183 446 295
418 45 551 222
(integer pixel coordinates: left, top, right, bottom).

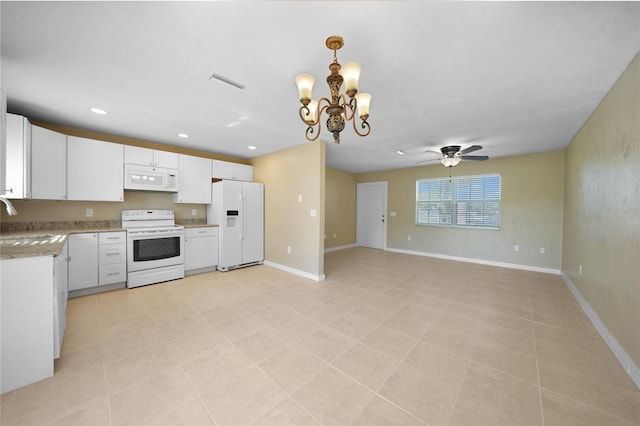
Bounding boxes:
416 173 501 229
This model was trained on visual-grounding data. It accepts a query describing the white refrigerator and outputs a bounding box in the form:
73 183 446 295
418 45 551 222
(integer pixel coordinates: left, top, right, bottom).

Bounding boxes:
207 180 264 271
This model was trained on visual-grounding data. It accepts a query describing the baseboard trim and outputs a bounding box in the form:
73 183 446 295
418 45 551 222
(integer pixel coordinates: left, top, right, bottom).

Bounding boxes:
263 260 325 282
384 247 561 275
69 282 126 298
561 273 640 389
324 244 357 253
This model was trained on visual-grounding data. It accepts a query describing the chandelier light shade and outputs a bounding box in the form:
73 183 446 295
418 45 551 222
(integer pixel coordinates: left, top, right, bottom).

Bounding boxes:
295 35 371 144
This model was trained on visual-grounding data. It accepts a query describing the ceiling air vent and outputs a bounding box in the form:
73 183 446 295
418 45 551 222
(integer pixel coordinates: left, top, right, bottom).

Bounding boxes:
209 73 245 90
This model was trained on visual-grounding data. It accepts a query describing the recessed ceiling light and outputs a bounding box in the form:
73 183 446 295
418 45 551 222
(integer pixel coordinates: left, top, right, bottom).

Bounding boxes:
248 146 257 150
396 150 406 155
90 107 108 115
178 133 189 138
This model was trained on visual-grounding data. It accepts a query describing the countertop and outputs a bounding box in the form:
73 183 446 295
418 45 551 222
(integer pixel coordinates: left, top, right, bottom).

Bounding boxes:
0 226 125 260
0 222 218 260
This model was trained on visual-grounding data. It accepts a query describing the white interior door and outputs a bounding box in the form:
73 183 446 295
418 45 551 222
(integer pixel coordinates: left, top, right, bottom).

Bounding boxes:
357 182 387 249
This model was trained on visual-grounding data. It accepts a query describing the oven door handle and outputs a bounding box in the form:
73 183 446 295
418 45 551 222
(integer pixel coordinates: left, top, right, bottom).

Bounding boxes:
128 230 183 238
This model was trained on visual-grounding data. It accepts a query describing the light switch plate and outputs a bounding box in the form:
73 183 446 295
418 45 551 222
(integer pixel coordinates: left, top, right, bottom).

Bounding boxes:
310 209 317 217
86 208 93 217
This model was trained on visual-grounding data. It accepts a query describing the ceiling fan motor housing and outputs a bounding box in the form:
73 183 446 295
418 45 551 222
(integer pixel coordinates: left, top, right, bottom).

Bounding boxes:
441 145 461 157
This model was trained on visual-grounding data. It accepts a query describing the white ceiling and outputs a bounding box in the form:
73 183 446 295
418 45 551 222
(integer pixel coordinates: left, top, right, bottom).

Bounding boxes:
2 2 639 173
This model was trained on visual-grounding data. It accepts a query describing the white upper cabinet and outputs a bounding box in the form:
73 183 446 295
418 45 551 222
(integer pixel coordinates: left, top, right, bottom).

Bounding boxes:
173 154 212 204
31 126 67 200
67 136 124 202
124 145 179 169
211 159 253 181
3 113 31 199
234 164 253 181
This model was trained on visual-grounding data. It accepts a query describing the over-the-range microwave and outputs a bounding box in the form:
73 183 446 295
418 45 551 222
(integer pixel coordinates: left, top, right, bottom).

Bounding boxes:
124 164 179 192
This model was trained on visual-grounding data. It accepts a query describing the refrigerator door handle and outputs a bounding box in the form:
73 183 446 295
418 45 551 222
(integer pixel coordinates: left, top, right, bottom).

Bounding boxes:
241 193 247 240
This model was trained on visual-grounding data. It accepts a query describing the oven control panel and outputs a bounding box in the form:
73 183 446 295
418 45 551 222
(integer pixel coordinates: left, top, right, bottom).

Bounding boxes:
122 209 175 221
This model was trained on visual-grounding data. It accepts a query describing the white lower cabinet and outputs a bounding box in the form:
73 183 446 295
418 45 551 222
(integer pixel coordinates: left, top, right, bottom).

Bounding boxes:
53 241 68 359
98 231 127 285
185 227 218 272
1 255 54 393
68 233 98 291
69 231 126 291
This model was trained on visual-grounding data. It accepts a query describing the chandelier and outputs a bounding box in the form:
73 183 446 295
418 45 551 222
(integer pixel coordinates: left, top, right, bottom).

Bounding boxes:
295 35 371 144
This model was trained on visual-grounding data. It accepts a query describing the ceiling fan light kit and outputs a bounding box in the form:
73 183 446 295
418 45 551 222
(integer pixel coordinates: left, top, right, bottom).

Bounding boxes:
295 35 371 144
441 157 462 167
418 144 490 167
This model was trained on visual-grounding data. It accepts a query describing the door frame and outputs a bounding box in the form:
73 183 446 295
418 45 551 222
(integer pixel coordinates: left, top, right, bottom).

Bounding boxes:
356 181 388 249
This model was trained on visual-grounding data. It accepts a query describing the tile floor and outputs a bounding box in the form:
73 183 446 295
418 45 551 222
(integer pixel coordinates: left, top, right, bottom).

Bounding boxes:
1 247 639 425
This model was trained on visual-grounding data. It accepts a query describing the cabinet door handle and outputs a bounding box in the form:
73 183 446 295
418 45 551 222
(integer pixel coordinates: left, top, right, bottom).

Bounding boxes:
106 252 120 256
106 272 119 276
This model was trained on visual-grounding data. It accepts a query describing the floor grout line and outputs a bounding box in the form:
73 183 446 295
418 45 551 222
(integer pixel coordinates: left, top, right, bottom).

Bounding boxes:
5 249 637 425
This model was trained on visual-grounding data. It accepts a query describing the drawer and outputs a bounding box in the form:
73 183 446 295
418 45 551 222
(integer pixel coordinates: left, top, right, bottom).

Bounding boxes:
99 231 126 244
185 227 218 238
99 244 126 264
99 262 126 285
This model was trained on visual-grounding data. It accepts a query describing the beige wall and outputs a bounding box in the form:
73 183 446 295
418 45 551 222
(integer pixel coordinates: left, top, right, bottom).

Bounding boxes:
324 168 356 249
562 53 640 367
252 140 325 278
1 191 204 223
356 150 565 269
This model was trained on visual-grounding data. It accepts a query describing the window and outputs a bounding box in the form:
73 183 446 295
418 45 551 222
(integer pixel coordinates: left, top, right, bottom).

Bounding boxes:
416 173 501 229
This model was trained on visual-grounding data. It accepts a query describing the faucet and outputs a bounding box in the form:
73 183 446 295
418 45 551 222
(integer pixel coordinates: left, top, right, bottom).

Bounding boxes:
0 196 17 216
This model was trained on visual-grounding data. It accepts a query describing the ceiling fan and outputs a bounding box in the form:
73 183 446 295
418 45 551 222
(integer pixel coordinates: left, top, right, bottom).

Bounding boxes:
417 145 489 167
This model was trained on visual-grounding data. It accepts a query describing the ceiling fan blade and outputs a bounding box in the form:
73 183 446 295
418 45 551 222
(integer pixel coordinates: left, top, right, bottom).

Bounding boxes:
416 158 441 164
460 155 489 161
459 145 483 155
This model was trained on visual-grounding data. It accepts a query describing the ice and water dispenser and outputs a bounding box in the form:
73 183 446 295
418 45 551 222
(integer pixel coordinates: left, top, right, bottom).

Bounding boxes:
226 210 239 227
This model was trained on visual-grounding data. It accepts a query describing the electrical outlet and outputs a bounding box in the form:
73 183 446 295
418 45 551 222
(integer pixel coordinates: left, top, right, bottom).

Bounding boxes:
513 245 519 252
191 209 197 216
390 211 397 217
407 235 412 241
539 248 545 254
310 209 317 217
85 208 93 217
298 194 302 203
287 246 292 254
333 233 336 239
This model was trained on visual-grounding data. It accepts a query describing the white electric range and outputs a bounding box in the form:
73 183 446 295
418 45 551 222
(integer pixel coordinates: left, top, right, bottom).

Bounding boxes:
121 209 185 288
